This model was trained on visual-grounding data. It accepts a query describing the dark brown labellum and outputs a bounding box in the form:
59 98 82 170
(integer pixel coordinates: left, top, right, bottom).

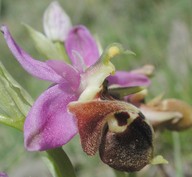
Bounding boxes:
68 100 154 172
99 118 153 172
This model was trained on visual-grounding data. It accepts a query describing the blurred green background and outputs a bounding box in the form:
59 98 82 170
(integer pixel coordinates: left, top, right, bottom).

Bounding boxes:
0 0 192 177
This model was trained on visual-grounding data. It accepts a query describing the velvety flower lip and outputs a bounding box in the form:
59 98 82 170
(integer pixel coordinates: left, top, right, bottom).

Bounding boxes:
68 100 142 155
68 100 154 172
65 25 100 70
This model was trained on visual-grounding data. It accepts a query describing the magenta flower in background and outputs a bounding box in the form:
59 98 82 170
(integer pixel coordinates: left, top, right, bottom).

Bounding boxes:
0 172 8 177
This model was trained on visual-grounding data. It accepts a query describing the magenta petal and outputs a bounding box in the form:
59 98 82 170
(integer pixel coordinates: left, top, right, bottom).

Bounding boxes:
46 60 80 90
0 26 62 83
108 71 151 87
24 84 78 151
65 25 99 69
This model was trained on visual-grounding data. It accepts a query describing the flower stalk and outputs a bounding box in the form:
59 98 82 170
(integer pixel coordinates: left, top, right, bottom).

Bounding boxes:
172 132 184 177
113 169 127 177
46 148 76 177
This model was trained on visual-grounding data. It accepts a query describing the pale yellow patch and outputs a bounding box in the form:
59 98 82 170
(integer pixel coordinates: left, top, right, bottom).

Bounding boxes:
108 46 120 58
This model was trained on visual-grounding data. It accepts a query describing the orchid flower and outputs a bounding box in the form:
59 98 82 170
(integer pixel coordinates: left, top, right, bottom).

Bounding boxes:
1 1 191 174
1 24 154 171
0 2 155 172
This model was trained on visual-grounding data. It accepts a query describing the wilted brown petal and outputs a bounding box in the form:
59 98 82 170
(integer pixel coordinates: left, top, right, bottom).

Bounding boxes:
156 99 192 131
140 104 182 130
141 98 192 131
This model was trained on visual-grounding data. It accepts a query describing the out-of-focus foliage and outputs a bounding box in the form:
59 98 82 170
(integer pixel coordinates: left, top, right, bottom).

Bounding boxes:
0 0 192 177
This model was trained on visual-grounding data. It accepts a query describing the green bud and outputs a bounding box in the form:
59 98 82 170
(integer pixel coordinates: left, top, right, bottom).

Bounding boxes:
24 24 70 63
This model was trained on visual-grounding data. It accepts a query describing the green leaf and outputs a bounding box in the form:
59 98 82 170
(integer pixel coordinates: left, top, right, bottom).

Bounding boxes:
23 24 70 63
0 62 33 130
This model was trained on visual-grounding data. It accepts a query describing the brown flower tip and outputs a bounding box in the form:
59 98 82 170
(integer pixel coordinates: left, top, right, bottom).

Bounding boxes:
157 99 192 131
131 64 155 77
68 100 154 172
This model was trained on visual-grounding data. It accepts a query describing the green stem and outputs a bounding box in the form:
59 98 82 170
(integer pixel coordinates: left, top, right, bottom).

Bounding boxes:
172 132 184 177
113 170 128 177
46 147 76 177
128 173 137 177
